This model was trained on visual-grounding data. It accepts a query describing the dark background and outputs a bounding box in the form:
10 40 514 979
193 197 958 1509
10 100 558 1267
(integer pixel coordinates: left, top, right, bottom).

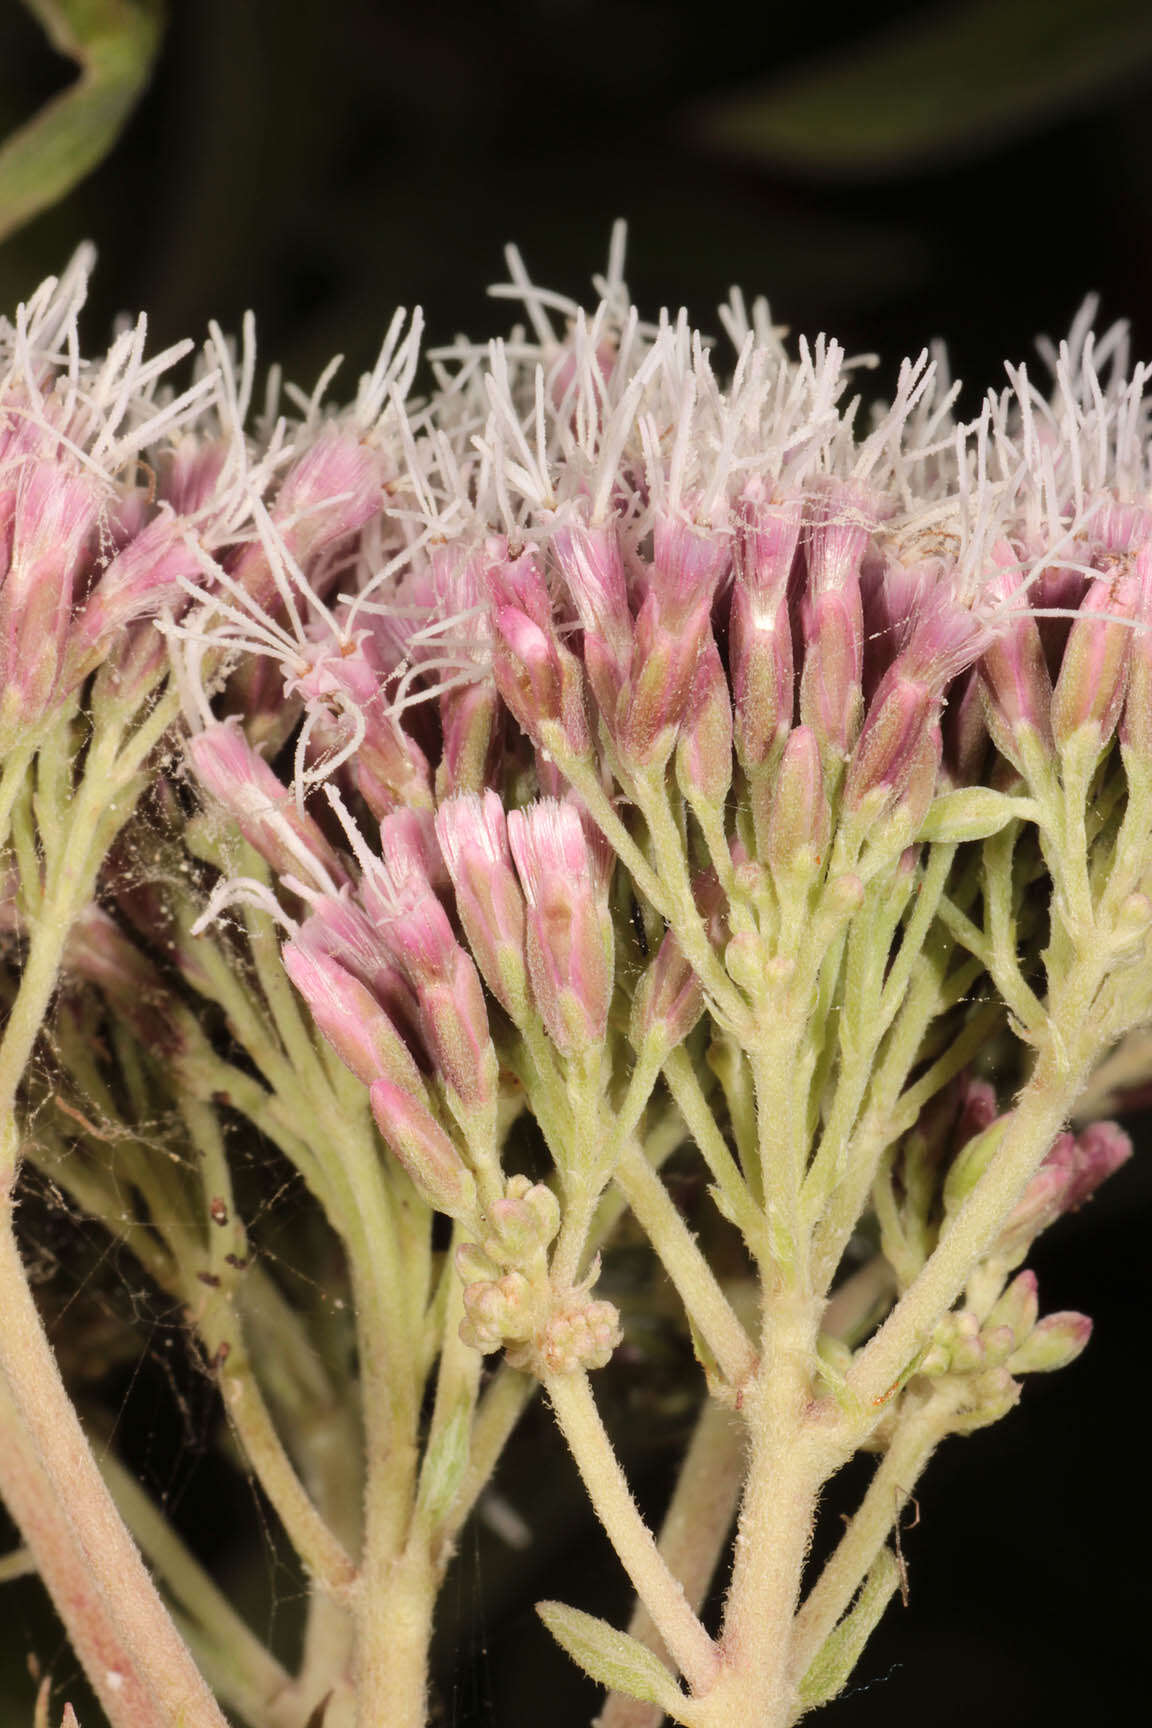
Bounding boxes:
1 1 1150 1724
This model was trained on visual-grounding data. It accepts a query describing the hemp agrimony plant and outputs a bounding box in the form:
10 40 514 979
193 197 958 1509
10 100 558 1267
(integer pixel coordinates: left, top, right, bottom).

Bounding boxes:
0 231 1149 1728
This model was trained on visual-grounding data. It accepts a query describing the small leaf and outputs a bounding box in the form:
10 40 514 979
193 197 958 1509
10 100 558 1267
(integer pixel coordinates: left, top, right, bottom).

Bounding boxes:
799 1548 900 1708
416 1399 471 1530
692 0 1152 175
537 1601 688 1718
917 788 1039 844
0 0 164 245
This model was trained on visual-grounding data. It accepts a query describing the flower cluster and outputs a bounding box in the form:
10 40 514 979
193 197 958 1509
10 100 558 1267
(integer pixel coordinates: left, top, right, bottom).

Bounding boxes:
2 239 1150 1728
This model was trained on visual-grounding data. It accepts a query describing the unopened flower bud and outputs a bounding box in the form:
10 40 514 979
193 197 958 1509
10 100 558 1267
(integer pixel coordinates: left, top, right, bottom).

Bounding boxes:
63 906 183 1054
979 549 1055 772
676 635 734 813
460 1270 537 1351
1051 573 1137 756
520 1295 622 1375
370 1079 477 1219
986 1269 1040 1348
488 549 591 759
766 726 829 881
947 1311 985 1374
507 800 615 1056
1008 1311 1093 1374
949 1366 1021 1433
629 928 704 1053
1062 1120 1132 1207
363 841 498 1119
943 1115 1012 1214
799 589 863 762
482 1176 561 1267
844 673 935 821
282 938 424 1094
436 792 529 1019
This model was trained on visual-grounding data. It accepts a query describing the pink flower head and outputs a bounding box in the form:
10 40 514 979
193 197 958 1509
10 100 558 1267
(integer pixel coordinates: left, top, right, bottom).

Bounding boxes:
361 826 496 1116
765 725 829 880
187 721 347 889
369 1078 477 1219
999 1120 1132 1259
734 483 803 612
1051 1120 1132 1210
675 632 734 812
295 897 422 1048
617 515 729 768
487 546 591 759
730 484 801 771
157 436 230 515
796 482 884 760
551 518 632 710
0 459 99 736
429 544 500 795
282 936 424 1094
803 481 882 600
1050 571 1138 753
978 543 1056 771
231 431 382 610
507 799 615 1056
629 927 704 1052
62 905 184 1054
1121 544 1152 756
66 509 206 689
842 596 985 824
435 792 528 1018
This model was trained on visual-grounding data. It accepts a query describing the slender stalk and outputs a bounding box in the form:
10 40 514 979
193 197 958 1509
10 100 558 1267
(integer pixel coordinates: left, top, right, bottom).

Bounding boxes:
0 1543 35 1583
788 1389 953 1683
446 1364 534 1546
844 987 1108 1427
546 1370 720 1697
661 1049 763 1251
614 1145 756 1389
599 1399 746 1728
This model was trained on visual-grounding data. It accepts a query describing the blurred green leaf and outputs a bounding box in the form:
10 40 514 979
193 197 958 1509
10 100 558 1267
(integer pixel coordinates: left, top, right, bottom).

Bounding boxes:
0 0 163 244
693 0 1152 174
536 1600 691 1719
799 1549 901 1708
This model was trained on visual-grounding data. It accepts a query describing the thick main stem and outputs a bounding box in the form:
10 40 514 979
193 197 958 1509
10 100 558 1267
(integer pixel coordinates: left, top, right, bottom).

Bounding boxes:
0 1369 167 1728
695 1291 830 1728
352 1535 438 1728
0 1215 228 1728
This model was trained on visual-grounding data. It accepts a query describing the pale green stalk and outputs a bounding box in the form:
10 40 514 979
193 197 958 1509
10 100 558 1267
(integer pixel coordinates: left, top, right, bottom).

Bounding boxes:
598 1399 746 1728
688 1289 831 1728
788 1388 955 1683
546 1370 721 1696
613 1145 756 1389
